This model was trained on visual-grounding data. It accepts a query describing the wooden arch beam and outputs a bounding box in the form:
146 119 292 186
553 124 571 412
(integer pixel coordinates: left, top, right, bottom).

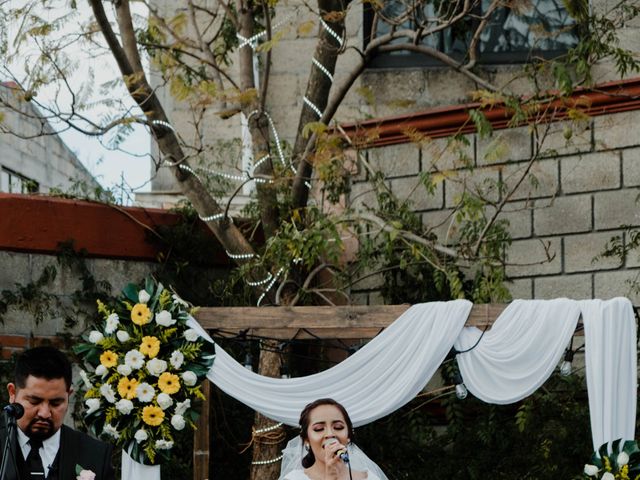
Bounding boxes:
194 303 509 339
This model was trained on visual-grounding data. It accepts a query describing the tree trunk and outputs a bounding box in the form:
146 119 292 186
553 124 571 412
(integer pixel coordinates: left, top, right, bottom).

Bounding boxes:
249 341 285 480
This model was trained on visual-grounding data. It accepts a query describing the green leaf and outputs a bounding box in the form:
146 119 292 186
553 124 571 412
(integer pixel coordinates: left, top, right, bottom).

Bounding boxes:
122 283 139 303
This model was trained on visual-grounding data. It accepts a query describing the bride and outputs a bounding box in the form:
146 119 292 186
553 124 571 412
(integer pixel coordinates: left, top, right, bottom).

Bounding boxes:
279 399 388 480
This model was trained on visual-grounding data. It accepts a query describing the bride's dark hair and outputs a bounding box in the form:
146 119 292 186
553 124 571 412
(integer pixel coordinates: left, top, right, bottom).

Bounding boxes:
298 398 354 468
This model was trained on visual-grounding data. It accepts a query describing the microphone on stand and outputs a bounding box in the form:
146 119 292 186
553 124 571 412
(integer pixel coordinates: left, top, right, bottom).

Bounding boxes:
3 404 24 419
323 438 349 463
1 403 24 480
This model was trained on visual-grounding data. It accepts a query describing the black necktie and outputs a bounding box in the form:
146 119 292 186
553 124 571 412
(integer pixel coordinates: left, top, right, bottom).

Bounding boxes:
25 438 45 479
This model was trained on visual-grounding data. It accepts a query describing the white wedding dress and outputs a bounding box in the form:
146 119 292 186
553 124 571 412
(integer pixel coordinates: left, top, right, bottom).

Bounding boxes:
279 438 388 480
283 469 382 479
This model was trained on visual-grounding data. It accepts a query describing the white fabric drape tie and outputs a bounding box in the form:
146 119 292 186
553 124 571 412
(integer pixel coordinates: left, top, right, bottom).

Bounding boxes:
581 297 637 449
455 298 581 404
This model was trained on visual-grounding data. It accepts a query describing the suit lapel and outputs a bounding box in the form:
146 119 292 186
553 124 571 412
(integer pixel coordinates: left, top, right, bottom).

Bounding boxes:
56 425 72 480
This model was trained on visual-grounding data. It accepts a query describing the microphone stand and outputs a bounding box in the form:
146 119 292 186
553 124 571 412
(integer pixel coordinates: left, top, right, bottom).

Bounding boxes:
0 413 18 480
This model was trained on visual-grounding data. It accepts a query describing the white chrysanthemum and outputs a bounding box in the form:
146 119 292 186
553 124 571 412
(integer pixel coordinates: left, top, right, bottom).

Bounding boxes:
125 350 145 370
156 393 173 410
136 382 155 403
183 329 199 342
105 313 120 334
181 370 198 387
116 330 130 343
138 289 151 304
155 439 174 450
103 423 120 439
155 310 176 327
117 364 132 377
171 414 186 431
169 351 184 369
602 472 615 480
134 429 148 444
89 331 104 344
175 399 191 416
79 370 93 389
95 365 108 377
100 383 116 403
146 358 168 377
85 398 101 415
116 399 134 415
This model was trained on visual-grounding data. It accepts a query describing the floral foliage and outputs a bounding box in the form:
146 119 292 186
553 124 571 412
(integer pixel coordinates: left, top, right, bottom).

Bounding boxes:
73 278 215 465
584 439 640 480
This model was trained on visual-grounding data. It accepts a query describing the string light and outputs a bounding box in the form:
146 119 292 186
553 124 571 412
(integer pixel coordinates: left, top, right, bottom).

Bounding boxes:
320 19 344 47
251 454 283 465
257 267 285 306
303 96 323 118
243 351 254 371
254 423 284 434
200 212 231 223
246 273 274 287
150 119 176 132
453 371 468 400
225 250 257 260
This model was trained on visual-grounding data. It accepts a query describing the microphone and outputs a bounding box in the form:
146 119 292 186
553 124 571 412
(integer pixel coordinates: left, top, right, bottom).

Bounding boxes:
3 403 24 419
323 438 349 463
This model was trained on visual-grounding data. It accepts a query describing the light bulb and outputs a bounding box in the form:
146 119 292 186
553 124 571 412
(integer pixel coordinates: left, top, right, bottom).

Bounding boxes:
243 353 253 371
560 360 572 376
455 383 468 400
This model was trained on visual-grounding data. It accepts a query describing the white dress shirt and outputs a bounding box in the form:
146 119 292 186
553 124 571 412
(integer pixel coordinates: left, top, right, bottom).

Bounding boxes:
17 428 61 478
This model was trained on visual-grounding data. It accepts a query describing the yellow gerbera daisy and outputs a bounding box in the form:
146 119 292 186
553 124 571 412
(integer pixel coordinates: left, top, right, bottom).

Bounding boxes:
131 303 151 326
139 336 160 358
99 350 118 368
158 372 180 395
117 377 139 400
142 405 165 426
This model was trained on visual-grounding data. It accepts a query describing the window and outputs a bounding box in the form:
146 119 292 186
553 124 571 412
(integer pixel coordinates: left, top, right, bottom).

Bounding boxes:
364 0 579 68
0 167 38 193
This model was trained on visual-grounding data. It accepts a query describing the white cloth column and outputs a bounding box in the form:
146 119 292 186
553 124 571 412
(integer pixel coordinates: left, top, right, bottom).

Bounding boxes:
581 297 637 450
121 450 161 480
202 300 472 426
454 299 581 404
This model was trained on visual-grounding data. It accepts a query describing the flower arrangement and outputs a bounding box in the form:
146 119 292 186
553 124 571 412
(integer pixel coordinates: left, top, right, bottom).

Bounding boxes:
584 440 640 480
74 278 215 464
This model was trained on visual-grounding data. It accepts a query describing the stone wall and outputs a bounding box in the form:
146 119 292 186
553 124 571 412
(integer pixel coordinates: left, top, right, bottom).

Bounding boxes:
0 250 156 358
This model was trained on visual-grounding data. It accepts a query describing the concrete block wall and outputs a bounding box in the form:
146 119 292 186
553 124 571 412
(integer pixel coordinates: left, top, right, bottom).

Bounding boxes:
350 111 640 306
0 251 156 346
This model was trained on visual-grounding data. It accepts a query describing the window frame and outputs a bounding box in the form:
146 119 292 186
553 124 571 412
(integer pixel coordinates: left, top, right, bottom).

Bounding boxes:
363 1 579 69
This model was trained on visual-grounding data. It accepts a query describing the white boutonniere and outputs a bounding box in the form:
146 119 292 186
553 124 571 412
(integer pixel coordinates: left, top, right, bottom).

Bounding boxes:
75 465 96 480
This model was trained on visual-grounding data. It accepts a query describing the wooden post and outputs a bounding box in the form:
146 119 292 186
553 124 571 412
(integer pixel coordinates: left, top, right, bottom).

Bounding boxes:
194 380 211 480
249 341 285 480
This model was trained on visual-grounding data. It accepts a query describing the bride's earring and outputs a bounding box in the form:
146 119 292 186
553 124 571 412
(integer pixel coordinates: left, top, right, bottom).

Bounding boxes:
304 443 310 452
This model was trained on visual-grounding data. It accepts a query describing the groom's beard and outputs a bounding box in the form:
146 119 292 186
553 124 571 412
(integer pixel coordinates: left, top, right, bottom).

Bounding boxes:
25 417 56 440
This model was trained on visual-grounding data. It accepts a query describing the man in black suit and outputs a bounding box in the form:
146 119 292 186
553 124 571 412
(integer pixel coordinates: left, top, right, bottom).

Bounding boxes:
0 346 115 480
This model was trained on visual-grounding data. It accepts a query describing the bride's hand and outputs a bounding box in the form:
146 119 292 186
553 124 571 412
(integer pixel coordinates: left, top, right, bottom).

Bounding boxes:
323 439 346 478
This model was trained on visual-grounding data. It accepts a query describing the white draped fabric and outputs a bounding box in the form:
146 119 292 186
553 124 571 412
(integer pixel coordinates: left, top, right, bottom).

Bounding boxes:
122 450 160 480
454 299 581 404
124 297 637 478
581 298 637 449
204 300 473 426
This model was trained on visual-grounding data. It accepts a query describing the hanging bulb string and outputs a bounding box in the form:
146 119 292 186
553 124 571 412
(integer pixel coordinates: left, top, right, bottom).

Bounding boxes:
237 10 299 49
